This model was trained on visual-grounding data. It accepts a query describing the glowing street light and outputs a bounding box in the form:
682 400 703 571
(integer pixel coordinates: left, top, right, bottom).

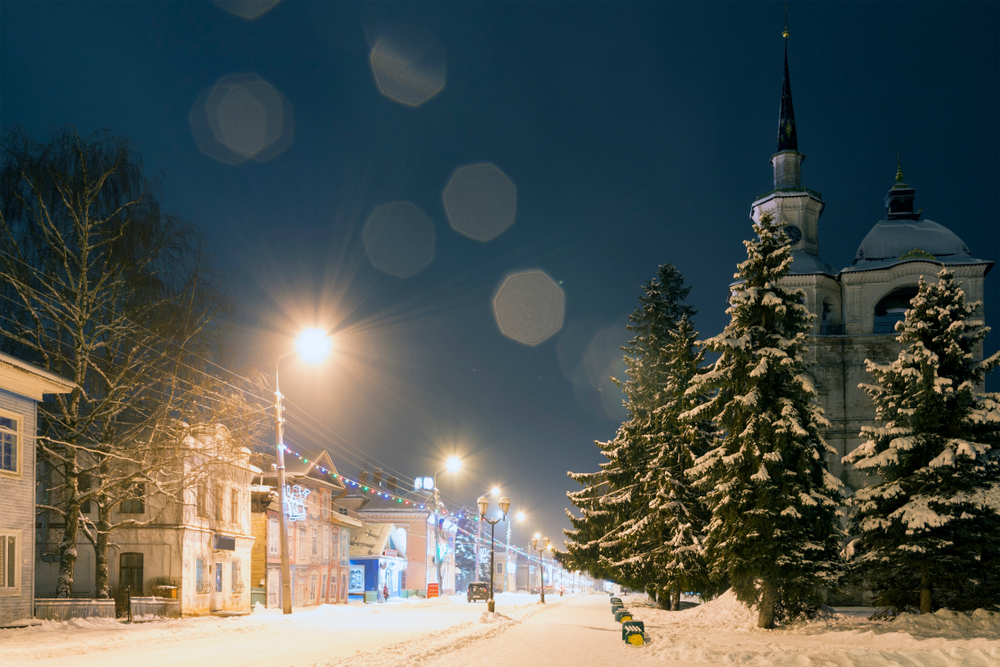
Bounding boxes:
274 328 332 614
477 485 502 583
478 494 511 612
531 534 551 604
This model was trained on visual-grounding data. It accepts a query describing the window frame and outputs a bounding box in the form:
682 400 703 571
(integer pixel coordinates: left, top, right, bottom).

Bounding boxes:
0 531 20 595
0 408 22 478
119 482 146 515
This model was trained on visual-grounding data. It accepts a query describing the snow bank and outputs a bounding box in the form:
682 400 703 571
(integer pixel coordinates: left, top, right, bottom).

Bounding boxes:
888 608 1000 640
478 610 512 624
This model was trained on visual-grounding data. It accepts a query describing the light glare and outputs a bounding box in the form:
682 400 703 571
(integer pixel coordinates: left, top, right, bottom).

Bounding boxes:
446 456 461 473
296 328 332 364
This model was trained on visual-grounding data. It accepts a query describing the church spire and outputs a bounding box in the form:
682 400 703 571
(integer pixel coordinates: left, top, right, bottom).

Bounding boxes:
777 9 798 152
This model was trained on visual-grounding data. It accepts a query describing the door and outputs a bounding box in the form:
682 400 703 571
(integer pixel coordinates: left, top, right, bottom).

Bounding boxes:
213 561 224 610
119 553 143 595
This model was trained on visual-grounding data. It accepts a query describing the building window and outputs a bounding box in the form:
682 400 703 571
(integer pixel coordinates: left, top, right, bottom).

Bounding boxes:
874 285 919 334
267 518 279 557
231 559 243 594
298 529 306 558
0 533 18 592
309 574 317 601
338 506 349 517
119 483 145 514
0 414 19 474
197 482 208 518
119 552 144 593
400 571 406 590
215 485 224 521
231 489 239 525
312 528 318 556
196 558 207 593
321 573 328 602
79 473 92 514
322 526 330 563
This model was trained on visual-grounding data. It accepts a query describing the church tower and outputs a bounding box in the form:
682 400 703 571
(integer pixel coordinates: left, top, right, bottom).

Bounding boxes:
751 20 841 334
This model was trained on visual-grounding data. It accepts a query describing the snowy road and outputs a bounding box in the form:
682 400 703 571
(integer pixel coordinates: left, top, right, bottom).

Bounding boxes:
3 592 999 667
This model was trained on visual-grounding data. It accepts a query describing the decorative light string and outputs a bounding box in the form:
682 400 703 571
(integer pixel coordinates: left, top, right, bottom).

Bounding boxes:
279 444 552 563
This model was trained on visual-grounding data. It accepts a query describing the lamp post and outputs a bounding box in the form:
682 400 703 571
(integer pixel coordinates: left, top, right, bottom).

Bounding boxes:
432 457 461 595
475 486 501 583
478 494 510 613
530 534 550 604
274 328 331 615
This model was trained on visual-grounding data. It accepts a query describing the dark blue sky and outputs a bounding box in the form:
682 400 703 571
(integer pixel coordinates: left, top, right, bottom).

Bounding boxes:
3 1 997 548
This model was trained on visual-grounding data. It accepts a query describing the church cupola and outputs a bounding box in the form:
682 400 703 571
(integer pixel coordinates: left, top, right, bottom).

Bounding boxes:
884 159 921 221
771 17 804 190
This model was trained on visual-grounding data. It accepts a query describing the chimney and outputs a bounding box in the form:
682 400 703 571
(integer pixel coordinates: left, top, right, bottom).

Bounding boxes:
374 468 383 487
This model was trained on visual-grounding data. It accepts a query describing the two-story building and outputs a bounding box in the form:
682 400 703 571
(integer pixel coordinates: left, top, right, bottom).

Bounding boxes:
0 352 74 625
250 448 359 608
35 423 260 616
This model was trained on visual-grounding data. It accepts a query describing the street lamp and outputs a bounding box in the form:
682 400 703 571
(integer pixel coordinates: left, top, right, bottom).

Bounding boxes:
274 328 332 615
475 485 502 583
432 456 461 595
478 494 510 613
530 534 551 604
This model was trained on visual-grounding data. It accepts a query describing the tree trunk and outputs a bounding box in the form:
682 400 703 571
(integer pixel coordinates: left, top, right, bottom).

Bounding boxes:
94 498 112 599
56 465 80 599
671 583 681 611
757 580 778 629
919 564 932 614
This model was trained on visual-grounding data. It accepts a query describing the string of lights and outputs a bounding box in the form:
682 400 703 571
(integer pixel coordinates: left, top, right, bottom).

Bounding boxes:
279 444 549 563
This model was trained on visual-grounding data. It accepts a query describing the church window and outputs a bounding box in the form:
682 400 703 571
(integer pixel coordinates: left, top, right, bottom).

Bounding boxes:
874 286 919 334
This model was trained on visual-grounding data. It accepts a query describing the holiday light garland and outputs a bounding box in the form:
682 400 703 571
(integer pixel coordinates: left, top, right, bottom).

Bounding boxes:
278 443 551 563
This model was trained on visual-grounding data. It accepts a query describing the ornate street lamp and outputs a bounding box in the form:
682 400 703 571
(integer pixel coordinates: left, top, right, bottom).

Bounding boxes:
478 494 510 613
530 534 551 604
274 328 332 614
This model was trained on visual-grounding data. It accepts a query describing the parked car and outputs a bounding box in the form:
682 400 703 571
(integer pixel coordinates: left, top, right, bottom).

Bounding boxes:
466 582 490 602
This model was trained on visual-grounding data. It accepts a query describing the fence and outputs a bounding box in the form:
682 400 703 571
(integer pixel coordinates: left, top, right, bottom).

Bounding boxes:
34 599 115 621
130 597 180 619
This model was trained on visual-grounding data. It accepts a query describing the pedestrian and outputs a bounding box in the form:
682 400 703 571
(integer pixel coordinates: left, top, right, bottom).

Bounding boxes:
383 582 389 601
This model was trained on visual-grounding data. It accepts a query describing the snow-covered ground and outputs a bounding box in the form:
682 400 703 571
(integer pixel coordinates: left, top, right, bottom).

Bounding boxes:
2 592 998 666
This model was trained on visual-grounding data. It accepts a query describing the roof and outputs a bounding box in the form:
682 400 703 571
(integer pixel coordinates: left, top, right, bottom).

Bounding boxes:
777 37 798 152
845 218 990 273
0 351 77 401
787 251 836 276
350 522 399 558
261 447 346 491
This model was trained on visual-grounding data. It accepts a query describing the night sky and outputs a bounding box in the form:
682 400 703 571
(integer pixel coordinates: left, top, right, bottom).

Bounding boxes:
3 1 997 550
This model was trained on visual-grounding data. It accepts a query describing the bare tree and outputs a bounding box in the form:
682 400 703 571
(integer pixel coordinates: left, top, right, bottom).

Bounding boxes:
0 126 268 597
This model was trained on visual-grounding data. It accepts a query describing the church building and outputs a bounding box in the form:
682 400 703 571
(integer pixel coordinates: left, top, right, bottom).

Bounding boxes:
750 29 994 492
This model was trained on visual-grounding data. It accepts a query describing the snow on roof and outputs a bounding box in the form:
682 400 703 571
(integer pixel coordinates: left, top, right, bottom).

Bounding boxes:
787 251 836 275
0 351 76 400
846 218 989 273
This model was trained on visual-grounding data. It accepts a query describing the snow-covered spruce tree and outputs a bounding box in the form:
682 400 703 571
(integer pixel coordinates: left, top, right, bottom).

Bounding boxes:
684 212 844 628
565 265 700 602
641 315 716 610
844 268 1000 615
562 471 619 583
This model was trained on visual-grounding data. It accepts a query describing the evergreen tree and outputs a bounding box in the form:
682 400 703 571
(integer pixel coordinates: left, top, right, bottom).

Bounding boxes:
844 268 1000 614
685 212 844 628
564 265 701 601
642 315 716 609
